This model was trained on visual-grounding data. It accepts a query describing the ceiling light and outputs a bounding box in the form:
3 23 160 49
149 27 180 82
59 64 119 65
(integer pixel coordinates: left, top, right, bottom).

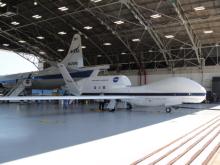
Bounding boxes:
81 46 86 49
103 43 111 46
11 21 20 25
0 3 6 7
58 6 69 11
215 43 219 47
194 6 205 11
114 20 124 25
150 14 161 19
34 1 38 5
97 54 102 57
57 49 64 52
84 26 93 30
58 31 67 35
91 0 102 3
37 36 45 40
39 51 46 55
3 43 9 47
165 35 174 39
132 38 140 42
19 40 26 43
148 50 153 52
203 30 213 34
32 15 42 19
121 52 126 55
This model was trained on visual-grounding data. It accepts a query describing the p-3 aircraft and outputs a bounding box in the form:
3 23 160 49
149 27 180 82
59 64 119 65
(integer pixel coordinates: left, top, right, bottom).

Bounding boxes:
0 63 207 113
0 34 109 96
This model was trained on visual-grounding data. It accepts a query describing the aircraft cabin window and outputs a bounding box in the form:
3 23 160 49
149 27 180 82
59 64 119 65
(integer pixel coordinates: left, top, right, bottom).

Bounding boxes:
94 86 96 89
103 86 106 89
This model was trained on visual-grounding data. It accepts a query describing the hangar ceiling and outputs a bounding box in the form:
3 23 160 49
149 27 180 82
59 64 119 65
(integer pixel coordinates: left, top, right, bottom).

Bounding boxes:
0 0 219 70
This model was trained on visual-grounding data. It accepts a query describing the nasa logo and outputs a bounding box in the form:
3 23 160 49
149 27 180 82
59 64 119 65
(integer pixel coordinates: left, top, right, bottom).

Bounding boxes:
113 77 119 83
70 46 80 54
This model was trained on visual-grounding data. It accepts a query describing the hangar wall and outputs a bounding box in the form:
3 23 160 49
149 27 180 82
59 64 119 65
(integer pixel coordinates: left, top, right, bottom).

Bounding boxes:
110 65 220 91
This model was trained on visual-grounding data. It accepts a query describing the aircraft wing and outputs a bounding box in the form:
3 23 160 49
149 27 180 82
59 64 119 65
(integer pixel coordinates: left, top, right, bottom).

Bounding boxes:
0 95 135 101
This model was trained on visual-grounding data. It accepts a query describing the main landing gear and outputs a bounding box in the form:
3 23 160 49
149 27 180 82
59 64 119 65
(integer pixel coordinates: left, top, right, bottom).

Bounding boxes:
165 107 172 113
165 106 179 113
98 101 116 112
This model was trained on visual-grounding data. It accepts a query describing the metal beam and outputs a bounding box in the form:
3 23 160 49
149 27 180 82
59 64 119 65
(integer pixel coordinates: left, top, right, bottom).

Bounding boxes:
121 0 171 67
37 1 112 65
0 20 61 60
170 0 201 65
75 0 141 68
0 30 53 61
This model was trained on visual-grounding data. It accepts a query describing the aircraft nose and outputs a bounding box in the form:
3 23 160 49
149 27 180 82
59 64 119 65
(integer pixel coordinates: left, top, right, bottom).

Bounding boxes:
200 85 206 94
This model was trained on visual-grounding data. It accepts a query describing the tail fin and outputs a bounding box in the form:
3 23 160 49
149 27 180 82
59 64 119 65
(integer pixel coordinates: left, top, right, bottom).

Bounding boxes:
61 34 84 70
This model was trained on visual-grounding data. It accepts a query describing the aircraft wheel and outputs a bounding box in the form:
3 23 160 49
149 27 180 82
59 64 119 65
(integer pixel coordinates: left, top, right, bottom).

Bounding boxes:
126 103 132 110
166 107 172 113
109 109 115 112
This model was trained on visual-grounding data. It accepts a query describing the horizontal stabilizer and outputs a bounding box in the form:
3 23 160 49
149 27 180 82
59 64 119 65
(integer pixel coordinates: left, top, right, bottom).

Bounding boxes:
57 63 81 96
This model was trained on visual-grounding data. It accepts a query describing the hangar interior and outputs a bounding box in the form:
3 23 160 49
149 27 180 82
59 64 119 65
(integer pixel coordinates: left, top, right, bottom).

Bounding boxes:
1 0 220 164
0 0 220 99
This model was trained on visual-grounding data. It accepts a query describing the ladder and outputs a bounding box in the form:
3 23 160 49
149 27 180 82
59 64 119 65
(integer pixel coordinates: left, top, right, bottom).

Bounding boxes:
5 73 32 96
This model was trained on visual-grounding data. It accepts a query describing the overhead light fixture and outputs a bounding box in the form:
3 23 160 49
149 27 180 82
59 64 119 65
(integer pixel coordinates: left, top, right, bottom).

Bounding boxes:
37 36 45 40
97 54 102 57
34 1 38 5
203 30 213 34
32 14 42 19
39 51 46 55
19 40 26 43
57 49 64 52
11 21 20 25
58 6 69 11
215 43 219 47
3 43 9 47
81 46 86 49
114 20 124 25
121 52 126 55
194 6 205 11
150 14 161 19
0 3 6 7
83 26 93 30
91 0 102 3
165 35 174 39
58 31 67 35
148 50 153 52
132 38 140 42
103 43 111 46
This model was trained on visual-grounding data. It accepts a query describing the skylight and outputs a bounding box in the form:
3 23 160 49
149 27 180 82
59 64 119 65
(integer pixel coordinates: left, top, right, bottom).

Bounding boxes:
58 6 69 11
150 14 161 19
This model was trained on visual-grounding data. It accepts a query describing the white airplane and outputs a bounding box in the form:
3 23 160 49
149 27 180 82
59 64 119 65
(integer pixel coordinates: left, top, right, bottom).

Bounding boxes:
0 34 109 93
0 63 207 113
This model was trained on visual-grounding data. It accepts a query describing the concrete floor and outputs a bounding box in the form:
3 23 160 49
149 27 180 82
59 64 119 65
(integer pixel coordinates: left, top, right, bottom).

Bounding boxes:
0 102 215 163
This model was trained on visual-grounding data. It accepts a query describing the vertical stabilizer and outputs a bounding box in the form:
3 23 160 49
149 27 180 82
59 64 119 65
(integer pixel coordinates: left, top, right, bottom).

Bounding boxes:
61 34 84 70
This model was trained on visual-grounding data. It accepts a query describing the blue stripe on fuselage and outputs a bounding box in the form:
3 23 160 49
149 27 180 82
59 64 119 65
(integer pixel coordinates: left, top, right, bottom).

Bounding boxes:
32 70 93 80
0 70 93 83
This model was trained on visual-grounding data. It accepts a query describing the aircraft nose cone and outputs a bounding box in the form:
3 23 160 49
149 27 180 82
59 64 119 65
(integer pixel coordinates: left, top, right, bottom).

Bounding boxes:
201 86 206 93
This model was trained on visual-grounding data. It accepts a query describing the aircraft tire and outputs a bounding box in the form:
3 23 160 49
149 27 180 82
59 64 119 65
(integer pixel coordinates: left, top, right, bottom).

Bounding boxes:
166 107 172 113
109 109 115 112
126 103 132 110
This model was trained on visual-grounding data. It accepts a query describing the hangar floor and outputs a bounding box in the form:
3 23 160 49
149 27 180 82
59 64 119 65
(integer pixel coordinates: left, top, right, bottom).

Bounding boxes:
0 102 219 164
